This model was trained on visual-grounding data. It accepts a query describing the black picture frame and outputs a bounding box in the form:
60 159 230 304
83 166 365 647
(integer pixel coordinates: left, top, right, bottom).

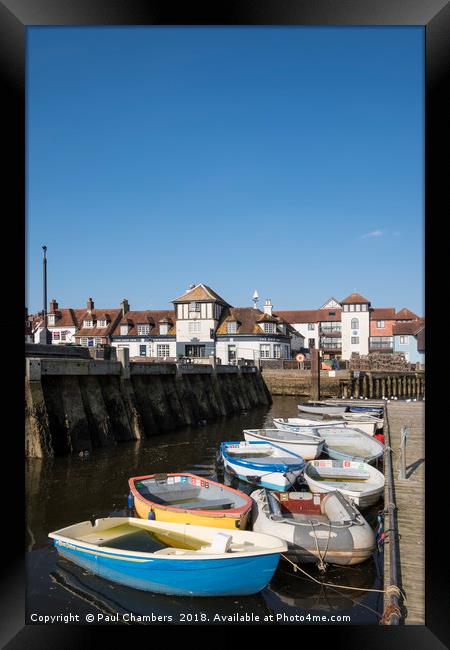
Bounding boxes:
3 0 449 646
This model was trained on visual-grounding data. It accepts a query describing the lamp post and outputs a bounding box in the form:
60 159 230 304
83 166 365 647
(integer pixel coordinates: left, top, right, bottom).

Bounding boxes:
39 245 51 344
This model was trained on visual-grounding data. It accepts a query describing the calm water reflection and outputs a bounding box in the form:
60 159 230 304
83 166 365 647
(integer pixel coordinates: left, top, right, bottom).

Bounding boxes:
26 396 383 624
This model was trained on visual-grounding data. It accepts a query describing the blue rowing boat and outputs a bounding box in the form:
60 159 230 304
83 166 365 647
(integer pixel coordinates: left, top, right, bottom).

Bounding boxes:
49 517 287 597
220 440 305 490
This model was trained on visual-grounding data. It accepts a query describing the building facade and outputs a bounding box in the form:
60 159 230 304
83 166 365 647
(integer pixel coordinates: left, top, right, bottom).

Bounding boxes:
279 293 423 362
393 320 425 364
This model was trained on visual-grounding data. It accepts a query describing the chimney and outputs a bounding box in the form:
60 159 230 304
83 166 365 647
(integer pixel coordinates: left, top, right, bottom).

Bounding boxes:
264 299 273 317
121 298 130 316
50 299 58 313
87 297 94 313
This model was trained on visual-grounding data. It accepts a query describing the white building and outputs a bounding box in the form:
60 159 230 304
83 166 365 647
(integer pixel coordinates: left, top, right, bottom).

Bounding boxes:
31 299 82 345
340 293 371 360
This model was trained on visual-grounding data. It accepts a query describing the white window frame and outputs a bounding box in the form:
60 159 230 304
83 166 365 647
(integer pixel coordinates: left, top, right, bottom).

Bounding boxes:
351 337 359 344
84 320 93 328
48 314 56 326
97 320 107 328
308 323 315 330
260 344 271 358
137 324 150 335
80 337 88 346
157 344 170 358
120 325 130 336
273 344 281 358
263 322 276 334
61 331 67 341
227 321 237 334
399 336 409 345
188 321 201 333
159 323 169 335
376 320 385 328
351 318 359 330
355 304 361 312
350 304 355 312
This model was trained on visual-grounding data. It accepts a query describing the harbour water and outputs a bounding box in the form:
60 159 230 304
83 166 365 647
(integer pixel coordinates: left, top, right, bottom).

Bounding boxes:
26 396 384 625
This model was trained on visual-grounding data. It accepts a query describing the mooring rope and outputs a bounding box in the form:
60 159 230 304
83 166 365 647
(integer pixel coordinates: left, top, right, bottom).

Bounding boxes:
280 554 407 603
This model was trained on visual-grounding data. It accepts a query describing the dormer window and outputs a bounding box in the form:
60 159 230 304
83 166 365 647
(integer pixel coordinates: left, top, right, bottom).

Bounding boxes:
97 320 107 328
227 321 237 334
84 319 93 328
48 313 56 326
263 322 276 334
120 324 130 336
137 324 150 335
160 323 169 335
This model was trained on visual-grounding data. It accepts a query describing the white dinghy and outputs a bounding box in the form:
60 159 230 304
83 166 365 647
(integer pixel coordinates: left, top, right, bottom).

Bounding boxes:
303 459 385 508
298 402 348 415
251 489 375 566
243 428 324 461
273 416 378 437
318 427 384 464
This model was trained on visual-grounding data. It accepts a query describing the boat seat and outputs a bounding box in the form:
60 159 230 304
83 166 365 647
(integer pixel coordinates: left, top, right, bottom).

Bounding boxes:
170 499 235 510
200 532 233 554
152 548 191 556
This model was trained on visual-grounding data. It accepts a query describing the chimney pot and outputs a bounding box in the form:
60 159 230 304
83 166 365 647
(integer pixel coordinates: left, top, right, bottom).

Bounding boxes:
121 299 130 316
87 297 94 312
263 299 273 316
50 299 58 313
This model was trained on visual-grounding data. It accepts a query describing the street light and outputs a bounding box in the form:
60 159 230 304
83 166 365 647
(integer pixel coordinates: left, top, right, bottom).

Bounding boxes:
39 245 51 344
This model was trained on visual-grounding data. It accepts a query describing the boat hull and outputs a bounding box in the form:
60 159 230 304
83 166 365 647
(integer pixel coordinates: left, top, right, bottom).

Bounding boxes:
243 430 322 461
298 404 347 415
54 540 280 596
132 498 249 529
223 457 301 491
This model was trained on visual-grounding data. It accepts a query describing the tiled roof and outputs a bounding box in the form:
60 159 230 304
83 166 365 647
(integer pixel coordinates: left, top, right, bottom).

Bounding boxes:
370 308 397 320
216 307 294 336
47 309 79 328
396 308 420 320
393 319 425 336
340 293 371 305
75 308 122 338
277 309 341 324
172 283 230 305
111 310 176 337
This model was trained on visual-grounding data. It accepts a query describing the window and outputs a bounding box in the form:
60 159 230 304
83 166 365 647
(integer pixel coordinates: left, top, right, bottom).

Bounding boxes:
351 318 359 330
48 314 56 326
87 338 95 347
370 337 393 349
160 323 169 335
355 304 361 312
84 320 93 328
95 337 102 345
263 322 276 334
343 305 349 312
137 324 150 335
362 304 368 311
120 325 129 336
52 331 60 341
273 344 281 358
376 321 385 328
188 321 201 333
157 344 170 357
308 323 315 330
97 320 107 328
80 337 88 346
399 336 409 345
139 345 147 357
349 304 355 312
61 331 67 341
227 321 237 334
351 337 359 344
189 302 201 312
260 344 271 358
328 311 336 316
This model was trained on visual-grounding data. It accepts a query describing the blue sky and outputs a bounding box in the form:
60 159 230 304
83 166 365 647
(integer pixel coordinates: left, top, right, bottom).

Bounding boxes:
27 27 424 315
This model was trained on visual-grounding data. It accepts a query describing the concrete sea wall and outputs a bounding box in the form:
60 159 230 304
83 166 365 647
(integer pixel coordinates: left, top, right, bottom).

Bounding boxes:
261 369 350 398
25 356 272 458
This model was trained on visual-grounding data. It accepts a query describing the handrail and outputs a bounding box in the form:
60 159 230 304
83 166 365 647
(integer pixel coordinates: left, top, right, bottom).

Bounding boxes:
381 404 402 625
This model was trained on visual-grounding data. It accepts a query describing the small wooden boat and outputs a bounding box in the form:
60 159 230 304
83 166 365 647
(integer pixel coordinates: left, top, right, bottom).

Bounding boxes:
273 416 377 437
49 517 287 597
251 489 375 566
298 401 348 415
303 459 385 508
220 441 305 491
318 427 384 464
128 472 252 530
243 428 324 460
